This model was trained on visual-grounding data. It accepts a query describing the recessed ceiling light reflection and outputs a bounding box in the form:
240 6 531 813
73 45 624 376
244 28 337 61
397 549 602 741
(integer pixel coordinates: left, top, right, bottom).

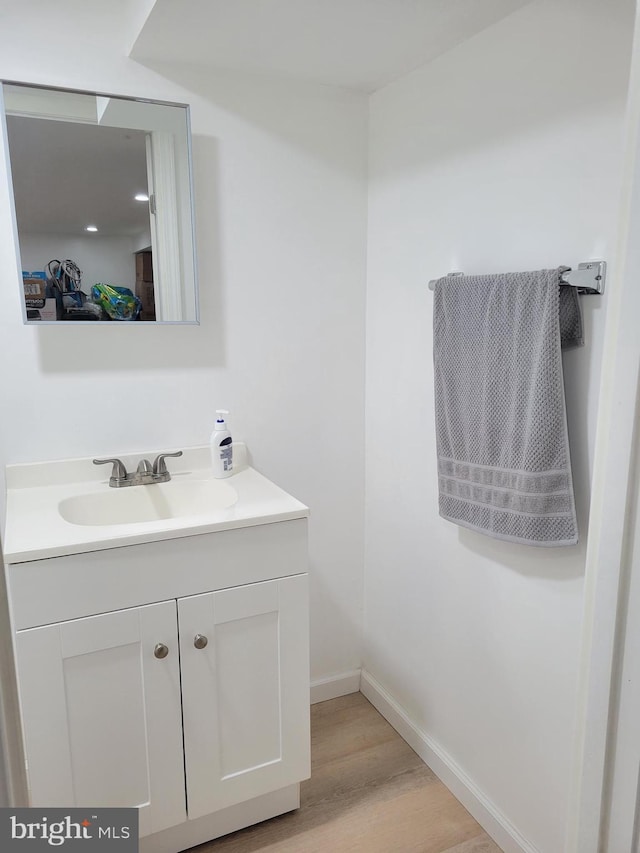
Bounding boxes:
134 193 149 202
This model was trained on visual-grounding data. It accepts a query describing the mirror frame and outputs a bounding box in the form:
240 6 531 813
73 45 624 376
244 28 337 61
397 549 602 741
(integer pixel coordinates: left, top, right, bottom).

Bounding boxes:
1 80 200 325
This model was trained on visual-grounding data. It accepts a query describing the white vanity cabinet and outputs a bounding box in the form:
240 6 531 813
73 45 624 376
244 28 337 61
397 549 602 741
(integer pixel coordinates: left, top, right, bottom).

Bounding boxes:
14 600 187 837
178 576 309 820
6 518 310 853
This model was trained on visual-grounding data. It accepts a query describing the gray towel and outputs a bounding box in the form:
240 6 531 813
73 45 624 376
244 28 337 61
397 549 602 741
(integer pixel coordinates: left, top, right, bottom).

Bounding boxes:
433 268 580 547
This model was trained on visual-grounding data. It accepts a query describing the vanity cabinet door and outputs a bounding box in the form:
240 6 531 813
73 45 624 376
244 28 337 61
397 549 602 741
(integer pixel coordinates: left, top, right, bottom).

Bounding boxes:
178 574 310 820
14 601 186 837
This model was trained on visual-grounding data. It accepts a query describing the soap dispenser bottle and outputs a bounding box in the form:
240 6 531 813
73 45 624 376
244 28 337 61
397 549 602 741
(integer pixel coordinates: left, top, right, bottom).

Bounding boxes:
210 409 233 478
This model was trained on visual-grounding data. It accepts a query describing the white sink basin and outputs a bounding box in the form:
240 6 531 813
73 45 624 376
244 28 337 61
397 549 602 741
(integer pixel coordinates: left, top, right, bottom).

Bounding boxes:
3 445 310 563
59 478 238 526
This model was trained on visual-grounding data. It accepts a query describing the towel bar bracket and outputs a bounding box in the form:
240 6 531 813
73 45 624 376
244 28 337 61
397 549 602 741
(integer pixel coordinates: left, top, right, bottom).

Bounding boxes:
427 261 606 294
562 261 606 295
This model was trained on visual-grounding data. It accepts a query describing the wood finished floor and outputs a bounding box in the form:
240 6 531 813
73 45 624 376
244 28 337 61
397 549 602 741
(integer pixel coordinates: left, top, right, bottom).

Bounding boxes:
198 692 503 853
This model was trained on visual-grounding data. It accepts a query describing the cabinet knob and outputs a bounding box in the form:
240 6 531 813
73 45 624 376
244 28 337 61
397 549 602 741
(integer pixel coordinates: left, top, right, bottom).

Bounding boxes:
194 634 208 650
154 643 169 659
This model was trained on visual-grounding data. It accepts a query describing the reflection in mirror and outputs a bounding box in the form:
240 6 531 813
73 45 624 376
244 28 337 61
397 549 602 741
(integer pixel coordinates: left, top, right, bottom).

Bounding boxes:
1 82 199 324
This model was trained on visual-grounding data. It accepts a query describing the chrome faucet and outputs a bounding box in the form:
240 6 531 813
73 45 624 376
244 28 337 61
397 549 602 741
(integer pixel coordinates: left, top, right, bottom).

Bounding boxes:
94 451 183 488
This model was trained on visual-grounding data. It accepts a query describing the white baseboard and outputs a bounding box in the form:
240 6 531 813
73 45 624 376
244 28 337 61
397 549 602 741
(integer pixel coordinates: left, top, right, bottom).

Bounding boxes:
360 670 539 853
310 669 361 704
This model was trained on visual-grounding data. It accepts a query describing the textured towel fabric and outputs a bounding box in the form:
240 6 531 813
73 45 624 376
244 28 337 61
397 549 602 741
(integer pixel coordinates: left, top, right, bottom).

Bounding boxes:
559 282 584 349
433 268 580 547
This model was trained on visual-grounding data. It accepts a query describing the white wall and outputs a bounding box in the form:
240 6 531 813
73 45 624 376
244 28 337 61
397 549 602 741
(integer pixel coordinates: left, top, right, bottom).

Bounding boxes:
19 232 139 292
580 12 640 848
364 1 634 851
0 0 367 803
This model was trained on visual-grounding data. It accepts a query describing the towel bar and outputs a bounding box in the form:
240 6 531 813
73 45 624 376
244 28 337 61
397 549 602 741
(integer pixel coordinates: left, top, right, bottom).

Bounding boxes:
427 261 606 295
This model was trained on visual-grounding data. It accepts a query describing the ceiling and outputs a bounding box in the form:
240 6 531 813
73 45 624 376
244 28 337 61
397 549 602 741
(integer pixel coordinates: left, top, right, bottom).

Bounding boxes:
130 0 532 93
6 117 149 237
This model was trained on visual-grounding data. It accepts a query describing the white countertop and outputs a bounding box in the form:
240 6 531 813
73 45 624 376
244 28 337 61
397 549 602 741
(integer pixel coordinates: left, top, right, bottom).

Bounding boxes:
3 445 309 564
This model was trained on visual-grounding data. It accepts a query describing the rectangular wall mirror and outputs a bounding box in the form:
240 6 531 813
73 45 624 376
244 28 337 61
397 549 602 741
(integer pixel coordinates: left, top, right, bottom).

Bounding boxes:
1 81 199 324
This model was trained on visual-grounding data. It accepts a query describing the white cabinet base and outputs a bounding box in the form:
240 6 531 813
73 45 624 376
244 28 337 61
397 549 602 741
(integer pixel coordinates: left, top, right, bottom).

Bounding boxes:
9 520 310 850
139 784 300 853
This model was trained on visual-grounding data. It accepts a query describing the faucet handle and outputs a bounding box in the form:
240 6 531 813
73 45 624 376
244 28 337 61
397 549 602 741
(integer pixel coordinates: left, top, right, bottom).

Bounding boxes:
93 458 128 482
153 450 183 476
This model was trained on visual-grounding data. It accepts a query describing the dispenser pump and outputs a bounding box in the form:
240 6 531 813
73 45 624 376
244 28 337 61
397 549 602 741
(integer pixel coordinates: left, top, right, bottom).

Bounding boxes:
215 409 229 430
210 409 233 478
